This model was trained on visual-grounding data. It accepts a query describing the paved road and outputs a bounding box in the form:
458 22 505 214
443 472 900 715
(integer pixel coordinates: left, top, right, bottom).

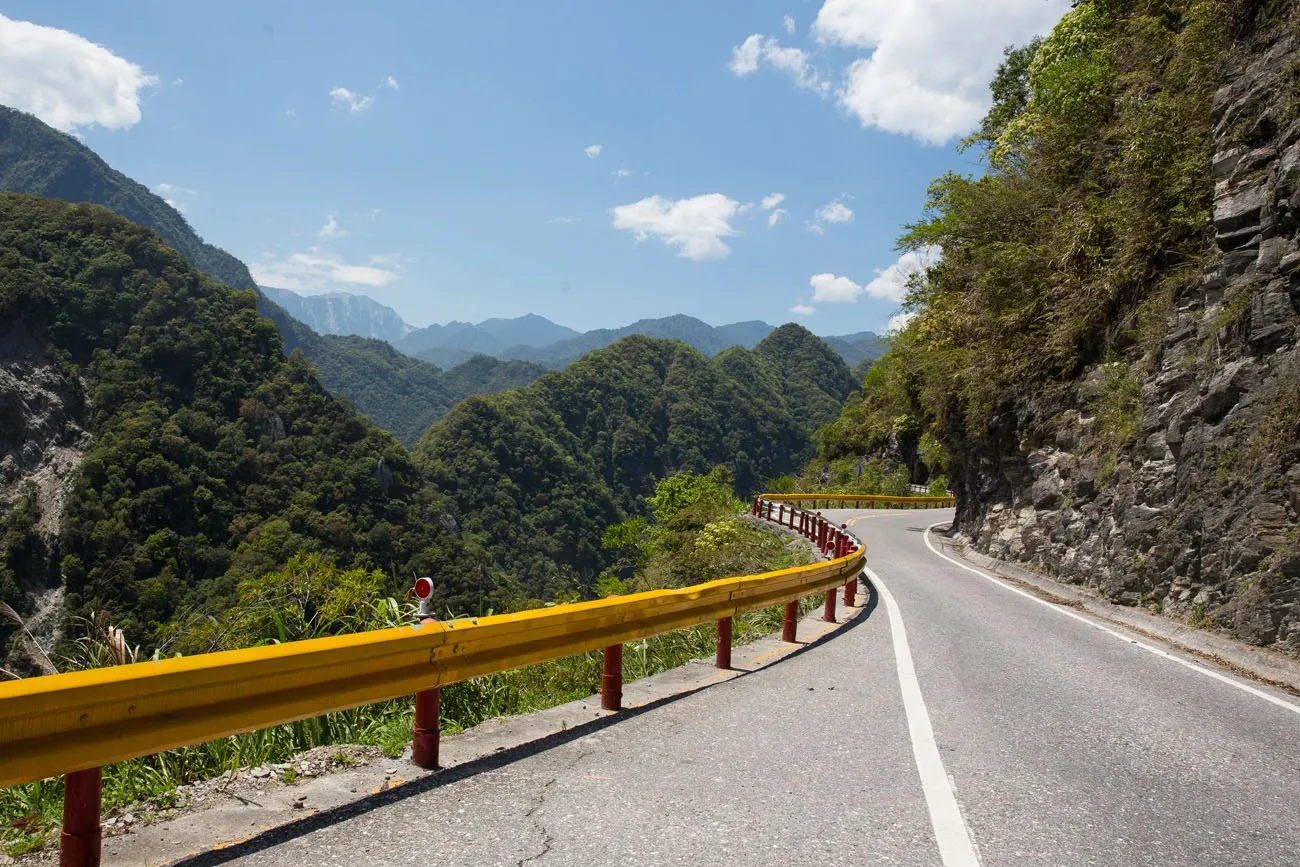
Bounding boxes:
180 510 1300 866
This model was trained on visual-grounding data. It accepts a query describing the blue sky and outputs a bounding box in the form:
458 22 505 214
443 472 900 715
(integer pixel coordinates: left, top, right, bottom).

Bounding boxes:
0 1 1068 334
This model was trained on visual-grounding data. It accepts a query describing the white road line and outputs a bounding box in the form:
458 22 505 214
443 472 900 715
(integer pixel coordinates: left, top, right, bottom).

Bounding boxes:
863 563 982 867
921 521 1300 718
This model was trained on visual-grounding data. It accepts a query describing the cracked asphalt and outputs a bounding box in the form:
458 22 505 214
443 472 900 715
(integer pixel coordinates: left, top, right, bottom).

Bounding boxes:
167 510 1300 866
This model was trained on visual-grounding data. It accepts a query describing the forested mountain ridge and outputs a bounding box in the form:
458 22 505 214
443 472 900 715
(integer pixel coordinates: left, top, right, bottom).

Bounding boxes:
0 105 540 444
815 0 1300 654
416 327 857 602
0 194 487 664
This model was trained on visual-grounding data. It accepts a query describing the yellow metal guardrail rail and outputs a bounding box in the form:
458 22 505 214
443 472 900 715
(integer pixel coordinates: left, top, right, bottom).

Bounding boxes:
0 493 959 864
763 492 956 509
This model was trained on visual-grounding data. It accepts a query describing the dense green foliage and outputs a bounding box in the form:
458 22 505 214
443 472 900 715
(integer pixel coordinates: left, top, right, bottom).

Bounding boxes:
0 106 536 444
816 0 1245 474
417 327 856 601
0 194 486 648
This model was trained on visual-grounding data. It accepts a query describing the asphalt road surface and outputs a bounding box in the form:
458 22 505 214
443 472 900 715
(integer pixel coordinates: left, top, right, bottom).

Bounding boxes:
180 509 1300 867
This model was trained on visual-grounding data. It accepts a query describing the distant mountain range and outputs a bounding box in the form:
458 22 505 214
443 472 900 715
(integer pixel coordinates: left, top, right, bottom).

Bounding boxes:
261 286 887 371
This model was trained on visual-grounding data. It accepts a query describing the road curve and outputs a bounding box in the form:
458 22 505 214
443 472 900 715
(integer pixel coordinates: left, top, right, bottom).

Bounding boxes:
171 509 1300 867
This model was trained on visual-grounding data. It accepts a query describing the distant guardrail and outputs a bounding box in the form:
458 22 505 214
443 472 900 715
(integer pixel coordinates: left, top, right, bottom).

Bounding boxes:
760 493 956 510
0 501 864 866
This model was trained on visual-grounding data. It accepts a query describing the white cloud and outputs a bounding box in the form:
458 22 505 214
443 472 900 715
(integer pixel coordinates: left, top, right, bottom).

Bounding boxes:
317 215 347 238
887 311 916 333
585 144 603 158
329 86 374 113
862 246 939 302
170 78 183 87
152 182 196 213
816 200 854 224
790 303 815 316
812 0 1070 144
547 216 579 225
612 167 633 180
384 75 400 90
0 13 157 132
807 222 825 236
761 192 785 210
784 15 797 34
611 193 740 261
728 34 829 95
810 273 863 303
768 209 787 227
250 249 400 292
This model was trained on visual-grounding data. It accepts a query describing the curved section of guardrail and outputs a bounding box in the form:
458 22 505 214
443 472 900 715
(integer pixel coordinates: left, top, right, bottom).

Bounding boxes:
0 501 861 793
762 492 956 509
3 492 965 864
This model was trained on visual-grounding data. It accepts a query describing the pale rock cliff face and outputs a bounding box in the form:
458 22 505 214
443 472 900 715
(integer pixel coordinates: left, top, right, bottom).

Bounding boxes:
957 13 1300 655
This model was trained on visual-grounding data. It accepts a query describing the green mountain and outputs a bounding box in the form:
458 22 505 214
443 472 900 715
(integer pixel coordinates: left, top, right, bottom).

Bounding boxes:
0 105 537 444
0 194 487 655
415 326 856 601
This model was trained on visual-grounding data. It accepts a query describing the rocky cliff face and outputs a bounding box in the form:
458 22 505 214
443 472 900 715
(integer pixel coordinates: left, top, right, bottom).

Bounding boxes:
958 11 1300 656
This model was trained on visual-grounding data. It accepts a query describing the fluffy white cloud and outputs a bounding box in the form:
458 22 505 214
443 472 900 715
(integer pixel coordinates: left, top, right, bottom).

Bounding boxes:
887 311 917 333
729 34 829 95
816 200 854 224
329 86 373 113
0 13 157 132
790 303 815 316
151 182 196 212
810 273 862 303
611 193 740 260
784 15 796 35
612 167 633 180
384 76 400 91
761 192 785 210
250 249 399 292
768 209 787 227
806 222 825 236
585 144 603 158
863 246 939 302
317 216 347 238
812 0 1069 144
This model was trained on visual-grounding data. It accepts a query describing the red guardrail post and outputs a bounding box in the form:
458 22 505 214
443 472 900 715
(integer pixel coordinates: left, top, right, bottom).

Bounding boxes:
822 585 837 623
716 616 733 669
601 643 623 711
781 601 798 642
752 495 760 516
412 686 441 769
841 525 855 606
60 767 101 867
777 503 785 525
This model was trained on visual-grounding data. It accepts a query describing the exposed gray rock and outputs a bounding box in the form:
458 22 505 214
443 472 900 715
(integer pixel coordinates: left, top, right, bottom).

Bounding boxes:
955 15 1300 658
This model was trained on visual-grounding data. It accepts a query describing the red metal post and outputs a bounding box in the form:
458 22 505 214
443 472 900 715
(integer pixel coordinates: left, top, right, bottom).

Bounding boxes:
716 617 733 669
822 587 836 623
781 600 798 642
601 643 623 711
412 687 441 769
752 495 760 515
843 576 855 606
777 503 785 525
60 767 101 867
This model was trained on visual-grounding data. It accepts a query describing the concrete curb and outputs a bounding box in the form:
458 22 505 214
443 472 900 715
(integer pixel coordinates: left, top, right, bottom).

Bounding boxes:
937 529 1300 697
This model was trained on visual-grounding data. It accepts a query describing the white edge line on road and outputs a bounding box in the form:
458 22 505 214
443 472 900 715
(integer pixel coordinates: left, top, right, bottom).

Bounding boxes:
863 563 982 867
922 521 1300 718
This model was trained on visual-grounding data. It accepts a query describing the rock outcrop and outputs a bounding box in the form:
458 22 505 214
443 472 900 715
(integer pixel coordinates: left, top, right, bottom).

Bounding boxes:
958 10 1300 656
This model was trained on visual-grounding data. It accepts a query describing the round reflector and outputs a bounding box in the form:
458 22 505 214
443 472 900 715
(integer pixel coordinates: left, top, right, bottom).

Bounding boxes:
414 576 434 600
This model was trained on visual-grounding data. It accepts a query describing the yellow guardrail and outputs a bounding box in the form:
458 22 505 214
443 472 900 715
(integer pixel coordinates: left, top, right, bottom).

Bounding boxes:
763 493 956 509
0 528 863 789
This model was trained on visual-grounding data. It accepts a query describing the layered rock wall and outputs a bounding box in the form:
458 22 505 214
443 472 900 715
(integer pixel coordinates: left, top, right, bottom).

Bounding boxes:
959 12 1300 655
